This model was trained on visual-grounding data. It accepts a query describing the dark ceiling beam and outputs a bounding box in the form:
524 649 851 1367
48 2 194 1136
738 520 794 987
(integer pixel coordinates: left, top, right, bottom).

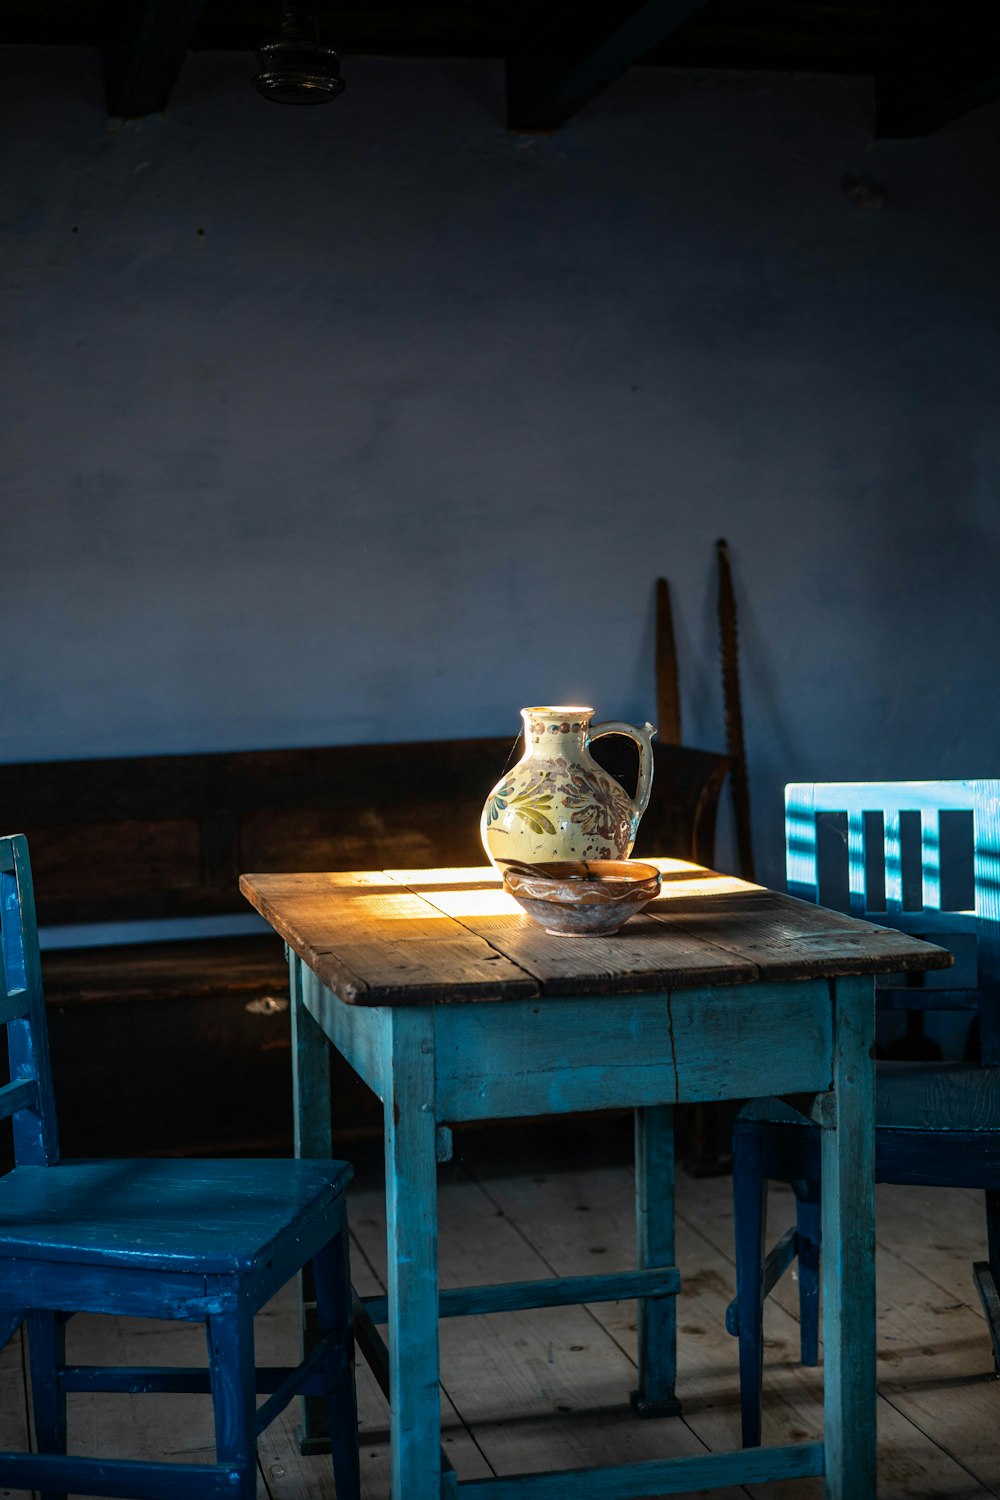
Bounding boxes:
505 0 711 131
104 0 209 117
875 27 1000 138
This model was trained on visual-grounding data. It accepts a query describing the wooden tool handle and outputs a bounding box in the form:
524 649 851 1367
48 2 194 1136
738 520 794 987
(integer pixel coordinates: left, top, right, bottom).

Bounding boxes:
717 539 756 882
655 578 682 747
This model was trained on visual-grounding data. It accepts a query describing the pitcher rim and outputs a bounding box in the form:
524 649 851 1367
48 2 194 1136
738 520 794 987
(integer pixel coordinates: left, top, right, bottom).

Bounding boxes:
521 705 594 717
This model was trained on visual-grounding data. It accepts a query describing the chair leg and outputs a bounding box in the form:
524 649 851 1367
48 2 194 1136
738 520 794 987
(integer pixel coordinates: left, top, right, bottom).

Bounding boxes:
26 1309 67 1500
732 1127 767 1448
794 1180 821 1368
313 1225 361 1500
206 1308 259 1500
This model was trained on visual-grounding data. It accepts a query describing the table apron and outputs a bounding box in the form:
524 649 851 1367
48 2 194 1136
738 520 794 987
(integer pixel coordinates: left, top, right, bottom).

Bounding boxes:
296 972 839 1128
298 972 837 1119
434 981 834 1119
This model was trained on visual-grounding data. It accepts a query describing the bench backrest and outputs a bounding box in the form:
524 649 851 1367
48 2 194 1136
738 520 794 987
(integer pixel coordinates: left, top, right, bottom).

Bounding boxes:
1 737 730 931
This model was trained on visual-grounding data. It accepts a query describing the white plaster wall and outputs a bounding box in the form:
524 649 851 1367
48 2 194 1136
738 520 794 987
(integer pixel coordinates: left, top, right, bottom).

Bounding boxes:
2 46 999 885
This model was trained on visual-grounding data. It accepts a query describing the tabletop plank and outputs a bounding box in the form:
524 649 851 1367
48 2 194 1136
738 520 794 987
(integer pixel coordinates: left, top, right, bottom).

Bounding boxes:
241 862 951 1006
383 870 758 995
649 891 955 982
239 871 539 1003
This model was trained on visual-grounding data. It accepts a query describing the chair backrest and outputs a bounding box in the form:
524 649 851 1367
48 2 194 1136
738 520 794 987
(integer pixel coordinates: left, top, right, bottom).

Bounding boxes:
785 781 1000 1066
1 834 58 1167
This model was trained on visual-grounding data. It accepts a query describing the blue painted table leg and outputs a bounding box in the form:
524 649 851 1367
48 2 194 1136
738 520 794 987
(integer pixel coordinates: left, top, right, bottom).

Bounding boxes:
291 957 334 1452
385 1006 443 1500
631 1103 682 1418
26 1309 67 1500
821 975 876 1500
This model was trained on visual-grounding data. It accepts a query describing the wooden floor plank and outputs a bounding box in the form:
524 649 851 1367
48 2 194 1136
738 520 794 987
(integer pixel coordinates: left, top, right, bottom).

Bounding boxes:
59 1310 271 1496
349 1163 750 1498
457 1132 998 1500
252 1215 494 1499
5 1136 998 1500
871 1183 988 1305
657 1168 1000 1498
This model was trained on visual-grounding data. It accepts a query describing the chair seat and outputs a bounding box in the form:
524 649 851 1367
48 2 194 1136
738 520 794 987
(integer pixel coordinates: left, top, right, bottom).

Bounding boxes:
0 1158 352 1272
740 1062 1000 1135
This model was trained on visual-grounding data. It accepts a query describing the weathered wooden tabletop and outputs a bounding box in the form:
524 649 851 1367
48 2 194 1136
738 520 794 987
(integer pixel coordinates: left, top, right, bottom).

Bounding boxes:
239 858 952 1006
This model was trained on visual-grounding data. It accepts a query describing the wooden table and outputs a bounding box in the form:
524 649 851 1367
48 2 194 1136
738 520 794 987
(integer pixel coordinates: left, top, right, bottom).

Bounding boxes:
241 859 950 1500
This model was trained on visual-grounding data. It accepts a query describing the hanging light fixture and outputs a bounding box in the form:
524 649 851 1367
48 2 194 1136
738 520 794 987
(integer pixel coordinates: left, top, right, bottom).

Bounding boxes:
253 1 345 105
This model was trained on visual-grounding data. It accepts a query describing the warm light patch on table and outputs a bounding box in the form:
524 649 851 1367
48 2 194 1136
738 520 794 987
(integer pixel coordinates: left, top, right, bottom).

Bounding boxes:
385 865 498 887
385 867 517 919
646 859 762 900
378 860 762 924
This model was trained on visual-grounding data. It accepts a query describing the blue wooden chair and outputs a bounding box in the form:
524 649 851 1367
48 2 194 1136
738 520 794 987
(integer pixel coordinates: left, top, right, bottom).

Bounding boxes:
0 833 360 1500
727 780 1000 1447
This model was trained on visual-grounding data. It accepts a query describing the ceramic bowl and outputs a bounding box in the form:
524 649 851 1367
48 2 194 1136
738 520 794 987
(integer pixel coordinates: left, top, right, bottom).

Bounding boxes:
501 859 662 937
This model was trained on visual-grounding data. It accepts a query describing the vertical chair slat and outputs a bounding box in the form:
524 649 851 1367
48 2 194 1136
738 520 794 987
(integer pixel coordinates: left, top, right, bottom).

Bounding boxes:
847 812 866 916
884 810 902 913
921 809 941 912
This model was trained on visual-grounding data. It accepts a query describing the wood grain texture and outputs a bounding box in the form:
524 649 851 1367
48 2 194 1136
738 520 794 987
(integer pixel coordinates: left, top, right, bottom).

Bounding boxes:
391 868 758 995
41 935 287 1007
430 984 835 1120
350 1165 750 1498
0 1159 351 1271
241 871 537 1003
650 890 956 981
874 1060 1000 1131
241 860 950 1005
479 1143 1000 1500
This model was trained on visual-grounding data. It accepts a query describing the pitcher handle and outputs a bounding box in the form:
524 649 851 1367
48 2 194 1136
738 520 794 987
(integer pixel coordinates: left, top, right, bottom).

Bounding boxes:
588 720 657 819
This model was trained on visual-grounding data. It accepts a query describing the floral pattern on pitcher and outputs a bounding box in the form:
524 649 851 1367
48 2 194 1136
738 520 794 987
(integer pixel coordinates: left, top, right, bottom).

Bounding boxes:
483 773 557 837
562 770 633 843
481 708 656 871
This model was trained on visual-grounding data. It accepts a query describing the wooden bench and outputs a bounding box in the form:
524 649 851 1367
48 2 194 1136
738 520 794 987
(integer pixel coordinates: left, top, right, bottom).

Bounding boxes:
0 736 729 1159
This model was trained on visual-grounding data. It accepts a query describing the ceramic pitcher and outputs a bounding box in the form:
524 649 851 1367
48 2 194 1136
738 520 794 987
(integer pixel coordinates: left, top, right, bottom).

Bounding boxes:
481 706 656 869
